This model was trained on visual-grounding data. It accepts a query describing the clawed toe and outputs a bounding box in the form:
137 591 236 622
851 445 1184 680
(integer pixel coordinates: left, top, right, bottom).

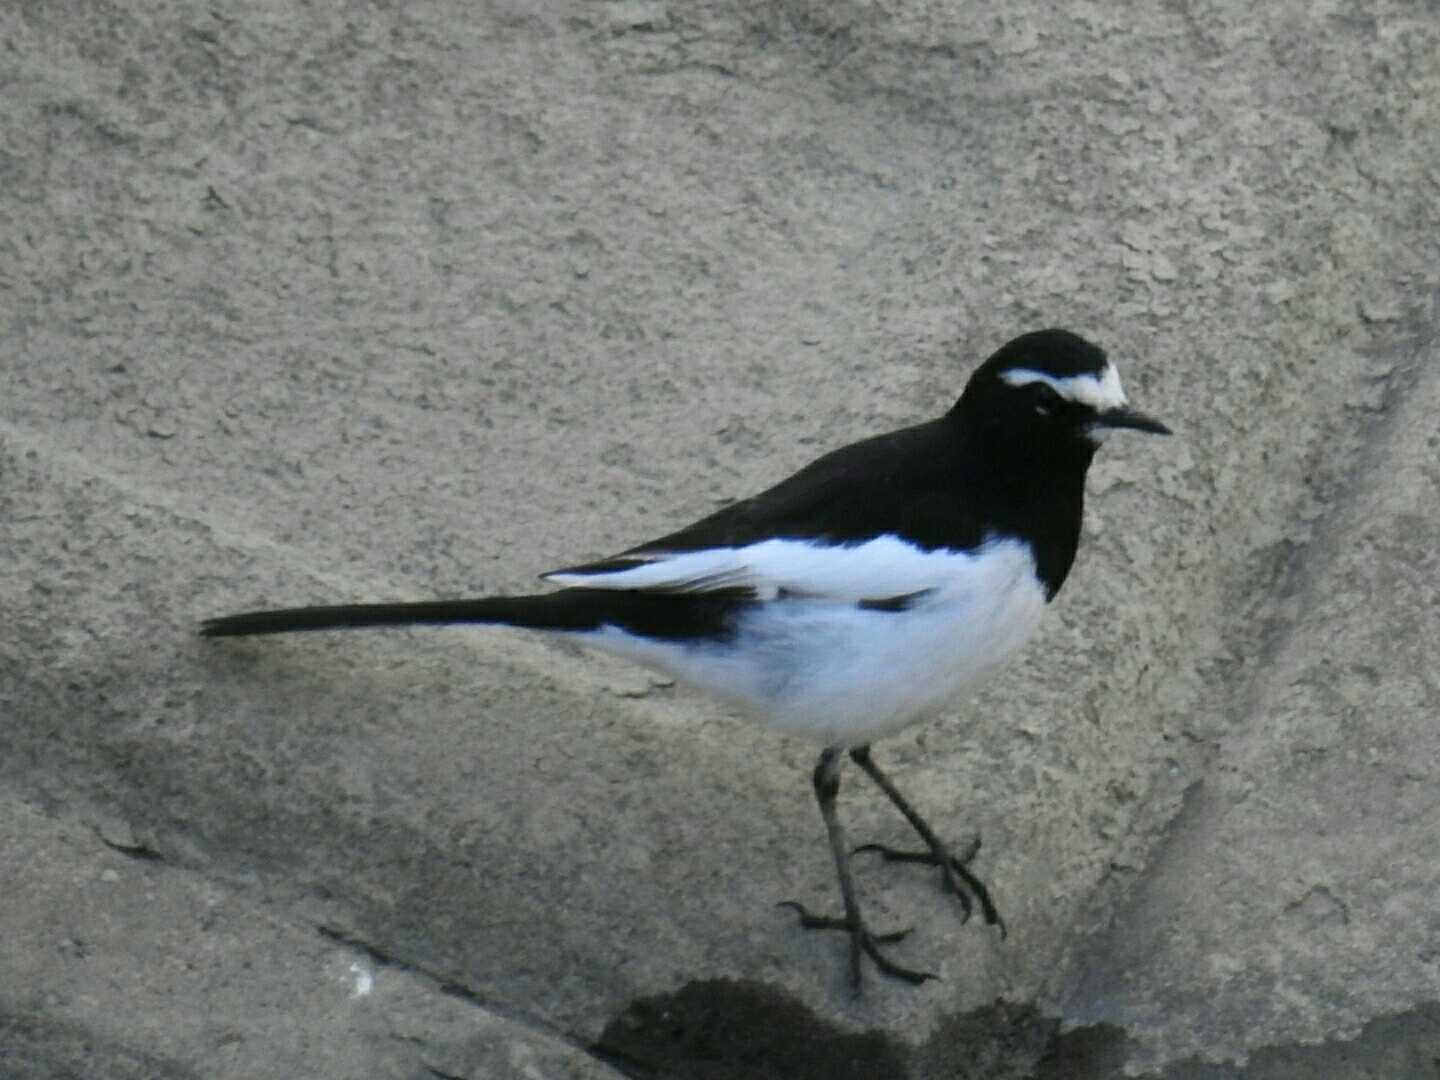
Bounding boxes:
777 900 911 943
852 838 1004 936
853 833 981 865
778 901 936 990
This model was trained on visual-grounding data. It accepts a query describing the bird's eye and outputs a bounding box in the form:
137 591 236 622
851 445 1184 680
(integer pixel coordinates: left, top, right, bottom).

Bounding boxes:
1031 383 1064 417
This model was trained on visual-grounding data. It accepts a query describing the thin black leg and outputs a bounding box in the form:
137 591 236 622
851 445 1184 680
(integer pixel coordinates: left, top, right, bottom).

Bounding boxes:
849 744 1006 937
778 747 937 992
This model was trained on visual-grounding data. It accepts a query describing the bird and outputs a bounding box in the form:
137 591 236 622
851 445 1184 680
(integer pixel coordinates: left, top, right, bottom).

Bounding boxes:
202 327 1169 993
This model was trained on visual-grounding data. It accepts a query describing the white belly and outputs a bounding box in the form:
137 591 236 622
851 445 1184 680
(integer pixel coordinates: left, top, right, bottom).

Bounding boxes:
573 538 1049 746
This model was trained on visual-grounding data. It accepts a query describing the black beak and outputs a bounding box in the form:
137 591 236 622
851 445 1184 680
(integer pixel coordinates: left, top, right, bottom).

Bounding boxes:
1098 406 1171 436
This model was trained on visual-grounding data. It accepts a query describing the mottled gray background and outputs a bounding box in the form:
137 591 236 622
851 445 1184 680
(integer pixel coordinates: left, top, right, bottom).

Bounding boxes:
3 2 1438 1077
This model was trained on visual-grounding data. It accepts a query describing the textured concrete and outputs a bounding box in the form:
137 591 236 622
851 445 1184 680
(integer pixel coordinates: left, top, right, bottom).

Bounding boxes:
3 1 1439 1077
1062 325 1440 1073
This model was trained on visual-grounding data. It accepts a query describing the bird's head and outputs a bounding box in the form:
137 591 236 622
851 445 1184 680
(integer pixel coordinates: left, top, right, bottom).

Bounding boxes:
953 328 1170 450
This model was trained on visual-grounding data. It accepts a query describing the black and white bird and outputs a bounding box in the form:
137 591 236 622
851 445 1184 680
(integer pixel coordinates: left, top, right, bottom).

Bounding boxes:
203 328 1169 991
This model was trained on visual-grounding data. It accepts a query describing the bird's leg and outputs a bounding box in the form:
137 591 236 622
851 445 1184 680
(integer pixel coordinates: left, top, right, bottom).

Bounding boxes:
848 745 1006 937
778 747 937 993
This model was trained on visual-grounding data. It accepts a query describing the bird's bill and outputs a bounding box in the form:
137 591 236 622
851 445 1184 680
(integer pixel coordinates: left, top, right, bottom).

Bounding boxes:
1096 406 1171 436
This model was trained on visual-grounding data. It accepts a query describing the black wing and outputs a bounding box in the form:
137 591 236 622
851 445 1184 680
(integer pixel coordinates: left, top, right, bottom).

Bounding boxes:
547 417 986 580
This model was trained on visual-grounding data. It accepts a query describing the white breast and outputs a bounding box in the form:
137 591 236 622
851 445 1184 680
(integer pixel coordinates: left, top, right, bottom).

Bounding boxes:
572 537 1049 746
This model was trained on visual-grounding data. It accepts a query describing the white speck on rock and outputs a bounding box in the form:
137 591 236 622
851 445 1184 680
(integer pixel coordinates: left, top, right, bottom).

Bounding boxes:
349 962 374 998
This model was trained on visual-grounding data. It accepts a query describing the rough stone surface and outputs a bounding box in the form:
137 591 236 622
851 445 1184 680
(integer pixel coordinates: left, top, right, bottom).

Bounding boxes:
3 1 1438 1076
0 795 619 1080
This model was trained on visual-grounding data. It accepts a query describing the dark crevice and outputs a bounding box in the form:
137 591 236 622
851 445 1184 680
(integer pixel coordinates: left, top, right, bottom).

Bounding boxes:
313 925 513 1017
96 834 166 863
438 979 491 1010
312 922 613 1071
315 922 403 969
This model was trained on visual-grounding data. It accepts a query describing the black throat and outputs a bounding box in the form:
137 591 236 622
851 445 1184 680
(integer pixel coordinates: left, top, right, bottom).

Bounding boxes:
949 411 1096 601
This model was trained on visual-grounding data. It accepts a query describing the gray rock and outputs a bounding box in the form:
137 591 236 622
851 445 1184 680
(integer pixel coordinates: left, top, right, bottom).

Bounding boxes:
2 1 1437 1075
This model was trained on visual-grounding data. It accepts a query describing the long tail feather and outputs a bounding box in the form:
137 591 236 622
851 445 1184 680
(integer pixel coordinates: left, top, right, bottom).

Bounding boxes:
201 586 757 640
201 596 579 637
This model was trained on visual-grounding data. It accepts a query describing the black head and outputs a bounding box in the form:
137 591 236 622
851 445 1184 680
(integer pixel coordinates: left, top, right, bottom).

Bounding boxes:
952 329 1170 448
944 329 1168 601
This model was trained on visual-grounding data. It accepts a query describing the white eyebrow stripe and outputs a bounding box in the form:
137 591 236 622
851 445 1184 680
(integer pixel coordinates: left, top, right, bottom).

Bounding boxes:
999 363 1128 410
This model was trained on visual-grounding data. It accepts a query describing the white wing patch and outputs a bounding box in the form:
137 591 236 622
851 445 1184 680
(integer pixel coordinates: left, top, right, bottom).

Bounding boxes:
1000 362 1127 411
566 537 1049 744
543 535 1002 602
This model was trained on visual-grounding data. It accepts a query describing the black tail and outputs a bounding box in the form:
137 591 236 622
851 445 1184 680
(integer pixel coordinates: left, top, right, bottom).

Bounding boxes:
200 597 554 638
201 586 757 641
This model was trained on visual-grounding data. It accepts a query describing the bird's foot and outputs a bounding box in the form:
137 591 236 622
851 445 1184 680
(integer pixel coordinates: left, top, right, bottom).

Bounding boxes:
852 836 1006 938
777 901 937 992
